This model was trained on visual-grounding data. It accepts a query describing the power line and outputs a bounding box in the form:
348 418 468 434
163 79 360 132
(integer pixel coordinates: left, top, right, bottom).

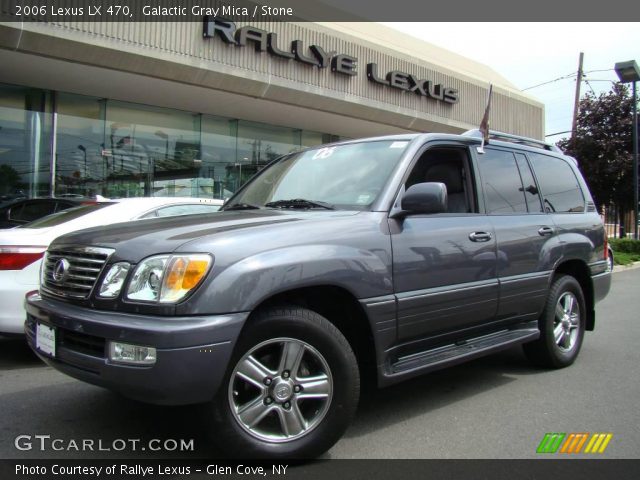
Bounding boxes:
522 68 617 92
583 68 615 74
545 130 572 137
582 79 616 84
522 73 577 91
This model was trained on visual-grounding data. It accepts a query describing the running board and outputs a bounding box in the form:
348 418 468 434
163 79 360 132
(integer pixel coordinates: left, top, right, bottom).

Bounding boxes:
388 328 539 377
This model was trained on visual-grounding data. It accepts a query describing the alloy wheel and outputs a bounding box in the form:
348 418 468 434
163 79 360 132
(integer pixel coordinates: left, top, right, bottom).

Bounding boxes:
553 292 580 352
228 337 333 443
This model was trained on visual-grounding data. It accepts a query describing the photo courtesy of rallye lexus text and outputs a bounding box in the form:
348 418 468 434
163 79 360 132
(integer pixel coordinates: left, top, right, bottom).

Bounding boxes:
15 464 194 477
25 128 611 459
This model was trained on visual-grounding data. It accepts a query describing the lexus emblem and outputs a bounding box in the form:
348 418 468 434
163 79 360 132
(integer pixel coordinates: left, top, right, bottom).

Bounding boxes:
274 384 291 401
52 258 70 283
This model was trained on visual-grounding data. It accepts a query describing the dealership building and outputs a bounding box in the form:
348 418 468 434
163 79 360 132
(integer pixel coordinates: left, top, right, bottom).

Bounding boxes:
0 20 544 200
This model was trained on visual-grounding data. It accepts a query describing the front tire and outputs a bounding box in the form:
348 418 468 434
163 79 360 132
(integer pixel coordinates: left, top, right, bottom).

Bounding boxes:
212 306 359 459
524 274 586 368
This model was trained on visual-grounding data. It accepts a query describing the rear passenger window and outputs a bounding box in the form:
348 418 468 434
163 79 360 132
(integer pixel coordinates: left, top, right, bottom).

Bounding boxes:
9 202 56 221
477 149 527 214
515 154 543 213
528 153 585 213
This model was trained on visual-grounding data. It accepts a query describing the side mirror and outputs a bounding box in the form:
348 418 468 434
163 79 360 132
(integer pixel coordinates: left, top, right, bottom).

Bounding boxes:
400 182 447 215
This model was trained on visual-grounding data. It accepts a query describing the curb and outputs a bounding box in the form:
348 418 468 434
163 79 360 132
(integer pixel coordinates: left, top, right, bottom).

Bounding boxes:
612 261 640 273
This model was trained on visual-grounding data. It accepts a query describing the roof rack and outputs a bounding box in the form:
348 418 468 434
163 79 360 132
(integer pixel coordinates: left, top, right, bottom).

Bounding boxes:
462 129 562 153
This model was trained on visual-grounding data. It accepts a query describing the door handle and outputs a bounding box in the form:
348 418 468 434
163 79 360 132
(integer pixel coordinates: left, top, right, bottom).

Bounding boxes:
538 226 555 236
469 231 492 242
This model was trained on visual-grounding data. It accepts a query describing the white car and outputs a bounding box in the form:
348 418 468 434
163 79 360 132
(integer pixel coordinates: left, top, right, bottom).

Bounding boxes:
0 197 222 335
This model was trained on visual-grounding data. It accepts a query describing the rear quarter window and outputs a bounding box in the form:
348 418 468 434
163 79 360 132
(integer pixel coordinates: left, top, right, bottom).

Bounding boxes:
528 153 585 213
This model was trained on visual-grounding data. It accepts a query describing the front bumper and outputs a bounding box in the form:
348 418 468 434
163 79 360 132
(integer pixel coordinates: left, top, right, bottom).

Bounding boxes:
25 293 248 405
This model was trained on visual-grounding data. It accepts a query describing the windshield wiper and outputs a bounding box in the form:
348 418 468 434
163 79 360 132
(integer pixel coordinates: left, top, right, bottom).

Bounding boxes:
224 203 262 211
264 199 335 210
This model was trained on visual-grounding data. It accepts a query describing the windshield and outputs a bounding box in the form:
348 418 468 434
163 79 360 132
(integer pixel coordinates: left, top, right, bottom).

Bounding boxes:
227 140 410 210
19 203 114 229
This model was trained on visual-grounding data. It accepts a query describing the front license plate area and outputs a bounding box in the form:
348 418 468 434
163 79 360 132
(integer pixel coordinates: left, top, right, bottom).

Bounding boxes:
36 323 56 358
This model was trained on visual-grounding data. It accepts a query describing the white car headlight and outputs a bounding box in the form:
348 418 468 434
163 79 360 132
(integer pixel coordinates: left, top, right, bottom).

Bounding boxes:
126 254 212 304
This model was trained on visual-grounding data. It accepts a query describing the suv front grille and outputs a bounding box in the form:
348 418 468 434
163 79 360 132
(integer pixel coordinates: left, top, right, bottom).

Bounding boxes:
42 246 114 299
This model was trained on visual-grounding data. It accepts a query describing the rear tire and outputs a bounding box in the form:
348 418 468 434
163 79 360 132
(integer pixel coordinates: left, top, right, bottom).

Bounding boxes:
523 274 586 368
607 248 614 272
212 306 359 459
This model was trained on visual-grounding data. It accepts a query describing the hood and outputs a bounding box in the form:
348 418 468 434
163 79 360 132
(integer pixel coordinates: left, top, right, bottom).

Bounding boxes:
51 209 359 263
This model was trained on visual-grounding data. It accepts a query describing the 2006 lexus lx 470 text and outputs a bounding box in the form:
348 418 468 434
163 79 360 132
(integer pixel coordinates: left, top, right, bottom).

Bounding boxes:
26 130 611 458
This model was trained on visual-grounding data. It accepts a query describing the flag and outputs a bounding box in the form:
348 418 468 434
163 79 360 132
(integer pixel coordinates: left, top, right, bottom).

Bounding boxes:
479 84 493 146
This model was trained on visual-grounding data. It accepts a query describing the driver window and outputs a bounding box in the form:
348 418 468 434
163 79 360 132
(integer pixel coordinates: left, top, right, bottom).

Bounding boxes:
405 147 475 214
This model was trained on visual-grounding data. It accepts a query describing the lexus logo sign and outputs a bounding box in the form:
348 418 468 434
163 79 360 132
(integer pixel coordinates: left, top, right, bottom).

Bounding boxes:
52 259 71 283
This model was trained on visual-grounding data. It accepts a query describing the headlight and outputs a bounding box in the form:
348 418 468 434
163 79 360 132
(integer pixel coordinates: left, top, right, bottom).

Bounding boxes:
126 254 212 304
127 255 168 302
98 262 131 298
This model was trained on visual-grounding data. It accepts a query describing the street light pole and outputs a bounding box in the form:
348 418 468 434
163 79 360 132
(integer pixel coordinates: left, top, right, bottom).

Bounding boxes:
633 80 638 239
615 60 640 240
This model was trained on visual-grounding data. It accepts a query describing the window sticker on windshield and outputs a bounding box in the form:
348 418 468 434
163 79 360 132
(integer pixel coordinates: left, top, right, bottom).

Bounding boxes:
357 194 371 204
390 141 408 149
312 147 336 159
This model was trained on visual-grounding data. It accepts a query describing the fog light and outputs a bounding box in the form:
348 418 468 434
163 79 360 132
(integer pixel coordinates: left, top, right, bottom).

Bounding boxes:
108 342 156 365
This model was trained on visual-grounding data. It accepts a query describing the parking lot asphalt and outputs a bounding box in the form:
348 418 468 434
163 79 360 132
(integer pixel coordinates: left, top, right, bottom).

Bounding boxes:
0 268 638 459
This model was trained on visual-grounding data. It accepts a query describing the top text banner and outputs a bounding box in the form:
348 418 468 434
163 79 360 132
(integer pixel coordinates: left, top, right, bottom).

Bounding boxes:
1 0 639 22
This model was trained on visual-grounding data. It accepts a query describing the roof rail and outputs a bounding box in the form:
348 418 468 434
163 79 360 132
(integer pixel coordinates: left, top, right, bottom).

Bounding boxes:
462 129 562 153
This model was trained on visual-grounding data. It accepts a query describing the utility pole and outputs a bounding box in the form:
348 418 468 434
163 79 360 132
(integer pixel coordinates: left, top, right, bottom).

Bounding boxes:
571 52 584 143
633 80 638 239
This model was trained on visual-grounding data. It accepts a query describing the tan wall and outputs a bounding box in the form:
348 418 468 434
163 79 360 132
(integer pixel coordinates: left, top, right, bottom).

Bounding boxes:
0 21 544 138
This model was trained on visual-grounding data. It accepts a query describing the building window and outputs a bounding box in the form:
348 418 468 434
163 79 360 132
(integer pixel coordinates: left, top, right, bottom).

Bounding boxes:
104 101 201 198
0 84 51 200
201 115 238 199
1 82 340 202
55 93 105 198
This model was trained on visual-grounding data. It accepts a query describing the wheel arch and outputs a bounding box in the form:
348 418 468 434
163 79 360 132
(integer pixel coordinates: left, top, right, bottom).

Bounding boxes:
242 285 378 386
553 259 595 330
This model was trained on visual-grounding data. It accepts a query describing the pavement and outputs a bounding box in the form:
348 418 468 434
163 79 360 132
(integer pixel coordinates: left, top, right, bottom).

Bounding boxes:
0 268 638 459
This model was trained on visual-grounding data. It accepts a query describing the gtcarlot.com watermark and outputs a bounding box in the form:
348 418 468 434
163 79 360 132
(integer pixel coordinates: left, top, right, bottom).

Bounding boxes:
14 435 194 452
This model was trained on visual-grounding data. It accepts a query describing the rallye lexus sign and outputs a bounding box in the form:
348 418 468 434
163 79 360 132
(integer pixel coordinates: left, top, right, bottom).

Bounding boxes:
203 18 460 104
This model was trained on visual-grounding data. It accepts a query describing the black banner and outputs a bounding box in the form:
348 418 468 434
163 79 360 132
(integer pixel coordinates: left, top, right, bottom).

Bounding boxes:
3 459 640 480
1 0 639 22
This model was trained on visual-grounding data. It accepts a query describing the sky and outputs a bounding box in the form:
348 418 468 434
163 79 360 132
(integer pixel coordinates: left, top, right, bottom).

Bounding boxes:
382 23 640 142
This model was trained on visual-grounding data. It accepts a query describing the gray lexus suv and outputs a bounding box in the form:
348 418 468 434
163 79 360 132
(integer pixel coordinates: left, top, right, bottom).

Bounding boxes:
26 130 611 458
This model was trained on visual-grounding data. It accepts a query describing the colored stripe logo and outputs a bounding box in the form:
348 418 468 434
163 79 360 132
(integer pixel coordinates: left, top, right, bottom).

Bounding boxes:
584 433 613 454
537 433 613 454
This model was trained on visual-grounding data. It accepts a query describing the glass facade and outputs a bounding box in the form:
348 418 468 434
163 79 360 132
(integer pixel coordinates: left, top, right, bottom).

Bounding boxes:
0 85 52 201
0 83 342 201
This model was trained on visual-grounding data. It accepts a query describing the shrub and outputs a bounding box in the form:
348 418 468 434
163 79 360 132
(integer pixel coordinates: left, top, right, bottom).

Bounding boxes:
609 238 640 254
